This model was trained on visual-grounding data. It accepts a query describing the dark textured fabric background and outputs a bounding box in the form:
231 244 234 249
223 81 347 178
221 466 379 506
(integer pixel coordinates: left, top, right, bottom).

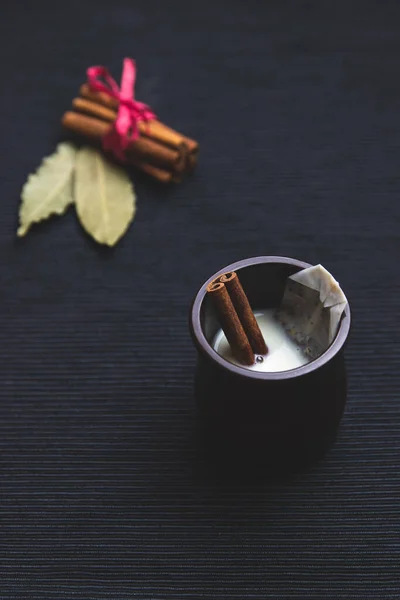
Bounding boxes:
0 1 399 598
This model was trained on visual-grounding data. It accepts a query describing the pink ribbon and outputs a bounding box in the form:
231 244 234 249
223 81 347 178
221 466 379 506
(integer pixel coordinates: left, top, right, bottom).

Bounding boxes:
87 58 156 162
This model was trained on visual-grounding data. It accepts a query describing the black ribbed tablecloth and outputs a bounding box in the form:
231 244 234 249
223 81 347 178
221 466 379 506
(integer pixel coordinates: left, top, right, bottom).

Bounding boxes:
1 1 399 598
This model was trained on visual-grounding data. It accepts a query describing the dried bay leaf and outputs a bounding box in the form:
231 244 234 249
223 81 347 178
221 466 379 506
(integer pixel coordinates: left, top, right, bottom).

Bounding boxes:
75 146 136 246
18 142 77 236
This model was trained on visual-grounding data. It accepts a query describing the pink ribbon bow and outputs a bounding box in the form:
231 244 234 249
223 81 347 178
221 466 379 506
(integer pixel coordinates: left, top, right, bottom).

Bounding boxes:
87 58 156 162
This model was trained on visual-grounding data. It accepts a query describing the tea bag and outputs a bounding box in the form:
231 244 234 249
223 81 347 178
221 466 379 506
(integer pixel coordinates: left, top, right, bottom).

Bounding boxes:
276 265 348 360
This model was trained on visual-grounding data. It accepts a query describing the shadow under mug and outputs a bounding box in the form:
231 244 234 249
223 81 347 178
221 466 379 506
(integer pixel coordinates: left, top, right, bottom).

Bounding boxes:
189 256 351 475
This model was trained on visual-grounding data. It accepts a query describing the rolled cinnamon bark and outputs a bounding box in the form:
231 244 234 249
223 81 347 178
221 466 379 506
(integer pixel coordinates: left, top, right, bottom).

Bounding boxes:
61 111 186 174
79 83 199 155
219 272 268 355
79 84 119 110
206 280 254 366
186 154 197 172
73 97 116 123
130 158 181 184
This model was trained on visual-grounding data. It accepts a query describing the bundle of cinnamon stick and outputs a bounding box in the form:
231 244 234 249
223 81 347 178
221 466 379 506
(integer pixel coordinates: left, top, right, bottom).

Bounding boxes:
61 84 199 183
207 271 268 365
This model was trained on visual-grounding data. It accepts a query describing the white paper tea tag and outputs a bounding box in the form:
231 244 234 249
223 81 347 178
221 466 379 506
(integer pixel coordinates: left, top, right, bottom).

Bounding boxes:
276 265 348 360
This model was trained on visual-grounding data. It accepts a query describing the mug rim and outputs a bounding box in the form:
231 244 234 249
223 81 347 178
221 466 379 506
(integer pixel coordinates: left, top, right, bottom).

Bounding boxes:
190 255 351 381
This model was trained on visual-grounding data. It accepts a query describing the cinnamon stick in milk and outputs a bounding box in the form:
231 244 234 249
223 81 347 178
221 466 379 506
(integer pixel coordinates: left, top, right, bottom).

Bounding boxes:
219 272 268 355
206 280 254 366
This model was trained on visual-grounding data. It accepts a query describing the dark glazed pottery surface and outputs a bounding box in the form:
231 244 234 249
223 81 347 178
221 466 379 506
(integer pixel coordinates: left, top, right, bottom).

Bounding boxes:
190 256 351 472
